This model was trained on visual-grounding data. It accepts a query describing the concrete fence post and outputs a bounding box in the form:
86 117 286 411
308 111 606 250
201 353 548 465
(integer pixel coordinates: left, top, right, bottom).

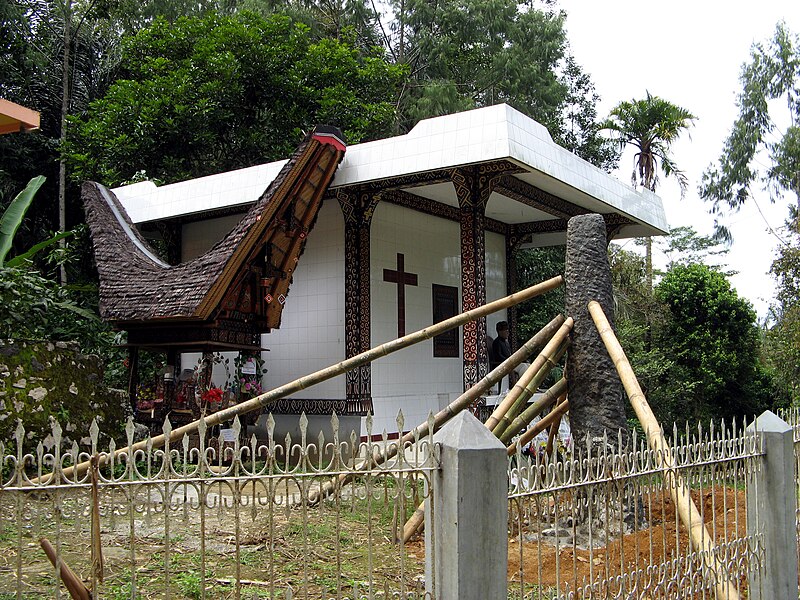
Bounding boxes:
746 410 798 600
424 410 507 600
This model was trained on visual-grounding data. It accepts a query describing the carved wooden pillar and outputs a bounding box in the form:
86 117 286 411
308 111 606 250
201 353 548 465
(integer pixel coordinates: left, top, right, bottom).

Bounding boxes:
338 190 380 415
452 167 498 393
505 227 529 352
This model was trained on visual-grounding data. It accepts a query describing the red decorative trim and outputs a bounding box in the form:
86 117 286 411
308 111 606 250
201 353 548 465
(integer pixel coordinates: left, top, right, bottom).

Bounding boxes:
312 132 346 152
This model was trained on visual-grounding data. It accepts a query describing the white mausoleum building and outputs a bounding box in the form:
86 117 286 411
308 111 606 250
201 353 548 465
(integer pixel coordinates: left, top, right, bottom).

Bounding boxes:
90 104 666 435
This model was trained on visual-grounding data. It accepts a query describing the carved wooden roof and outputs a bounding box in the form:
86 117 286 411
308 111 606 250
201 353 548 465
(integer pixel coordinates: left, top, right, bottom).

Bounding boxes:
83 126 345 347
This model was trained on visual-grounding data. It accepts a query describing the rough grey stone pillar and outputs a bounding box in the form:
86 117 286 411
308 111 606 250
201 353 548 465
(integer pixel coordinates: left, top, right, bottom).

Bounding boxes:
746 410 798 600
425 411 507 600
565 214 628 451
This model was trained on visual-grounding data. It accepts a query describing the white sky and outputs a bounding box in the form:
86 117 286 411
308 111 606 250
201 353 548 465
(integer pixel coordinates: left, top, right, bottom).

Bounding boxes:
557 0 799 318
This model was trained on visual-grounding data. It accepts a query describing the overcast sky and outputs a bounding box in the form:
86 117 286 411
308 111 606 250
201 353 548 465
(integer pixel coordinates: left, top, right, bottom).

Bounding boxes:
556 0 799 318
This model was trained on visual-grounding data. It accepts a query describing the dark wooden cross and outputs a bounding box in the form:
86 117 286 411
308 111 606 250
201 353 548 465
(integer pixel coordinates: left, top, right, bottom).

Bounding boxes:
383 253 418 337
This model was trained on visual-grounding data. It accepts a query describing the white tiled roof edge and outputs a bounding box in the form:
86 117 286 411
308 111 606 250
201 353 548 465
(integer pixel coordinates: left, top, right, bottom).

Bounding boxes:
112 103 667 232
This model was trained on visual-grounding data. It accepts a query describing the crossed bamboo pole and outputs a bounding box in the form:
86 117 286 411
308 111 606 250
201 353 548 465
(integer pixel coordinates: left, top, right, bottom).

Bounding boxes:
308 314 566 505
400 377 570 543
38 276 563 483
398 320 573 544
588 301 740 600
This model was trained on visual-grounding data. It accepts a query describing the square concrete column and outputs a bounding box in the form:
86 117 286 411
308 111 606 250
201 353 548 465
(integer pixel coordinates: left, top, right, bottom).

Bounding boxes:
425 411 507 599
746 410 798 600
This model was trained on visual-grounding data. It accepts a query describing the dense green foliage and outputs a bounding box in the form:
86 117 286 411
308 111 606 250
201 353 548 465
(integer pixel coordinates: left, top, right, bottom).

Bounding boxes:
514 246 566 341
655 264 779 421
609 238 787 426
391 0 616 168
66 12 405 186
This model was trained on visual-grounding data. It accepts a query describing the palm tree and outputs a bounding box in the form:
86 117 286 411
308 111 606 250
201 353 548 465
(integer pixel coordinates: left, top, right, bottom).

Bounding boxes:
601 92 696 290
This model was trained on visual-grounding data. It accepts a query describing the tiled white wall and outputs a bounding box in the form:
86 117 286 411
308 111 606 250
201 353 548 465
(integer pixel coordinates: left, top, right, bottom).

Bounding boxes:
182 214 244 261
369 203 507 434
264 200 346 398
485 230 508 338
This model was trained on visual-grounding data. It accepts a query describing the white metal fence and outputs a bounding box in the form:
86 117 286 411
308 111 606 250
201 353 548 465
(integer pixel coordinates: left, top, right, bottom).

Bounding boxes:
0 412 437 599
506 421 765 599
3 409 799 599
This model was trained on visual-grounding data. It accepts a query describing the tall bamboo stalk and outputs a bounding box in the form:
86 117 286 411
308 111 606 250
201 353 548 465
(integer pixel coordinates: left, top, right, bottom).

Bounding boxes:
506 397 569 457
499 376 567 445
487 318 573 435
588 300 740 600
401 377 569 543
545 394 566 455
309 315 566 504
42 277 563 482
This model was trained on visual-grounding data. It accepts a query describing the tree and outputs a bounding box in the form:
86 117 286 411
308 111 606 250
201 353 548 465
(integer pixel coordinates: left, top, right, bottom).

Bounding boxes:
601 93 696 290
700 22 800 240
765 211 800 402
0 0 122 281
514 245 565 342
658 225 730 272
389 0 617 169
65 12 406 186
655 263 783 423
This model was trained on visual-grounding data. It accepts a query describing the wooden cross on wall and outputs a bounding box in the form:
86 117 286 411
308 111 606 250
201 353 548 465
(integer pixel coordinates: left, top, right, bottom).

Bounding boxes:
383 253 418 337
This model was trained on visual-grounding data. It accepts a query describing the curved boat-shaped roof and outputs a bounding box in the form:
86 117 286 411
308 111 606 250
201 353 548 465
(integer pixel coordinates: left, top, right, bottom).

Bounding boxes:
83 126 346 334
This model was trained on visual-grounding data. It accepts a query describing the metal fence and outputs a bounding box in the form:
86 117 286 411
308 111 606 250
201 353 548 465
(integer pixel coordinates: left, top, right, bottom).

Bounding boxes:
1 411 794 600
0 412 437 599
506 420 766 599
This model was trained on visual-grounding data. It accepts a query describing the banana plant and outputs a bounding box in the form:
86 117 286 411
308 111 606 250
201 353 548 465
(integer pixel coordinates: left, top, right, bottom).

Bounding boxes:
0 176 73 268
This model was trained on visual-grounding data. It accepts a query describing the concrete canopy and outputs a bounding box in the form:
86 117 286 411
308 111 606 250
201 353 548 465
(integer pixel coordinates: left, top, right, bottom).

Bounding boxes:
112 104 668 246
0 99 40 135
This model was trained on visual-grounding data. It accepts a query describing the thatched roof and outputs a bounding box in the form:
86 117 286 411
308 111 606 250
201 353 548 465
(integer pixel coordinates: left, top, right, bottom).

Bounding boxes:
83 126 345 337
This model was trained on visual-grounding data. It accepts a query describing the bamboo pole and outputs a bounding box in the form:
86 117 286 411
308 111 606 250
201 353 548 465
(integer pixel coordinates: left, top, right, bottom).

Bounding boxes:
506 398 569 457
498 376 568 445
40 277 563 483
487 318 573 436
309 314 566 504
545 394 566 455
401 378 569 543
588 300 740 600
39 538 91 600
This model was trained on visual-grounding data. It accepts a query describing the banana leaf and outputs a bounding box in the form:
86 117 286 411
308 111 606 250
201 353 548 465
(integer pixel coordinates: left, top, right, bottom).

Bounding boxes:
0 176 46 267
6 230 73 268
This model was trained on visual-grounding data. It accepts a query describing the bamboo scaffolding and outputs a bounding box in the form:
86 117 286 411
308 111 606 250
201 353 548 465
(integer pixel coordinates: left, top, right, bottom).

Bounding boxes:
308 314 566 505
40 276 563 483
498 375 568 445
588 300 740 600
401 377 569 543
487 318 573 436
506 396 569 457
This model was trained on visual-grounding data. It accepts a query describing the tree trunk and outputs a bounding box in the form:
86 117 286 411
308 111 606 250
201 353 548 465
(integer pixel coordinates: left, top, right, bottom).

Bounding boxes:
58 0 72 286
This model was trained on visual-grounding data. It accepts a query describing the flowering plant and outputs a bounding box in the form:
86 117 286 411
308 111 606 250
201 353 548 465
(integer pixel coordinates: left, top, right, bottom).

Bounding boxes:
201 386 224 404
239 378 263 398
